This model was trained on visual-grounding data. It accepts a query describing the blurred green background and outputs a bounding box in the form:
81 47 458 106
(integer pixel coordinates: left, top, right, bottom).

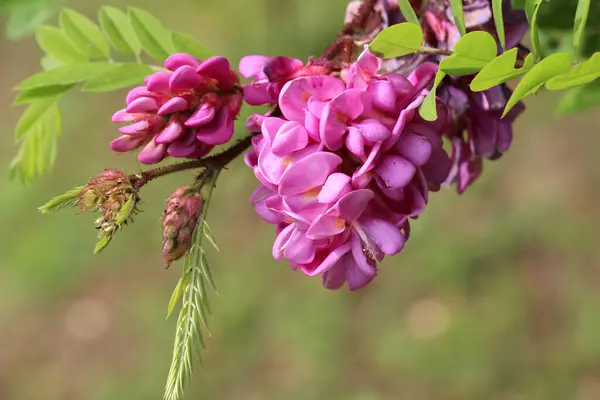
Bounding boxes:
2 1 600 399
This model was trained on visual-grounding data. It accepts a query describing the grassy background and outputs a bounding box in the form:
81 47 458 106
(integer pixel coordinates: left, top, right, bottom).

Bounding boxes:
2 1 600 399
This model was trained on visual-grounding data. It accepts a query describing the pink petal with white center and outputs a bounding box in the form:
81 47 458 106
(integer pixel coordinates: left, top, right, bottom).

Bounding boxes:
284 230 316 264
272 224 295 260
261 117 287 145
346 126 365 158
318 173 351 204
169 65 204 92
278 152 343 196
358 216 405 255
185 104 215 127
195 109 234 145
157 97 189 115
319 103 347 151
376 155 416 189
272 121 309 157
301 241 352 276
155 121 183 143
238 55 269 78
395 132 433 166
138 140 168 164
196 56 232 83
330 89 365 120
279 76 346 122
353 118 391 143
145 72 172 94
165 53 201 71
109 135 145 152
331 189 374 222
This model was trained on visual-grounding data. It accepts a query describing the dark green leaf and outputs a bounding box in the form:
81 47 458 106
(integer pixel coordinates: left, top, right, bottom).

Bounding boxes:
503 52 573 116
98 6 141 56
470 50 535 91
15 97 57 139
369 23 423 59
60 8 110 59
397 0 419 26
82 63 153 92
573 0 590 57
419 71 446 121
128 7 174 61
35 25 88 63
492 0 506 50
171 32 212 60
439 31 497 76
16 62 117 90
545 52 600 90
450 0 467 36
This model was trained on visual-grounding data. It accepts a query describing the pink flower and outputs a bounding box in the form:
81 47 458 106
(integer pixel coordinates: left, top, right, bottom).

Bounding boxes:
111 53 243 164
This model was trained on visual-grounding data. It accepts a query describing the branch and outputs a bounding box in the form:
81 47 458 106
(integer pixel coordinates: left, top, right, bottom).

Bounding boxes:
418 46 526 68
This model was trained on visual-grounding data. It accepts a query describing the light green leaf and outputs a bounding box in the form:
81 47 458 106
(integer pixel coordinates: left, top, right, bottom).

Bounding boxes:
128 7 174 61
369 23 423 59
5 1 54 40
397 0 419 25
60 8 110 59
82 63 153 92
419 71 446 121
94 235 112 254
556 79 600 115
574 0 591 56
16 62 117 90
525 0 543 59
14 84 74 104
115 195 137 225
470 50 535 91
99 6 141 56
171 32 212 60
200 250 217 292
15 97 58 139
503 52 573 116
450 0 467 36
439 31 498 76
166 274 189 319
546 52 600 90
40 55 64 70
203 221 219 252
492 0 506 50
39 185 84 214
35 25 88 63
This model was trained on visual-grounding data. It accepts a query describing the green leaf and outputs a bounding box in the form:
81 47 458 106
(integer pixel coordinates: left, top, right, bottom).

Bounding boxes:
115 195 137 225
492 0 506 50
171 32 212 60
98 6 141 56
82 63 153 92
16 62 117 90
546 52 600 90
35 25 88 64
14 84 74 104
470 50 535 91
397 0 419 25
450 0 467 36
15 97 57 139
39 185 84 213
369 23 423 59
5 1 54 40
200 250 217 292
40 55 64 71
419 71 446 121
526 0 543 59
556 79 600 115
128 7 174 61
439 31 498 76
573 0 591 56
166 274 189 319
60 8 110 59
94 235 112 254
203 221 219 252
503 52 573 116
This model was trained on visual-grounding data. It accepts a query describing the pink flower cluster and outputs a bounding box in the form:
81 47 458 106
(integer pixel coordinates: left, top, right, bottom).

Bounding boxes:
244 50 451 290
111 54 242 164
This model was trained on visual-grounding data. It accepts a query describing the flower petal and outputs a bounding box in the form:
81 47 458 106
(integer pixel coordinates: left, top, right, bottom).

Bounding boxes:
272 224 295 260
157 97 189 115
145 71 171 94
185 105 215 127
109 135 145 152
395 131 433 166
306 214 346 240
317 173 351 204
272 121 309 157
195 109 234 145
155 121 183 143
138 139 168 164
375 155 416 189
301 241 352 276
283 230 316 264
331 189 374 221
165 53 202 71
239 55 269 78
353 118 391 143
279 76 345 122
169 65 204 92
358 216 405 255
278 152 343 196
126 96 159 113
196 56 232 83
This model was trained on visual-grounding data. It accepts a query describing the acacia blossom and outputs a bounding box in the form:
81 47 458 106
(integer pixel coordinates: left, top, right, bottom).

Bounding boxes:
244 49 451 290
111 53 242 164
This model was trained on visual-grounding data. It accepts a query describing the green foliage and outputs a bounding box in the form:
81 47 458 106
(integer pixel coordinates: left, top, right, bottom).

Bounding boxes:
368 23 423 59
573 0 590 57
129 7 175 61
470 50 535 92
545 52 600 90
16 62 117 91
82 63 154 92
503 52 573 116
36 25 88 63
4 0 54 40
419 72 446 122
397 0 419 26
492 0 506 50
60 8 110 59
203 221 219 252
449 0 466 37
439 31 498 76
38 185 84 213
171 32 213 60
525 0 544 59
98 6 141 56
557 79 600 114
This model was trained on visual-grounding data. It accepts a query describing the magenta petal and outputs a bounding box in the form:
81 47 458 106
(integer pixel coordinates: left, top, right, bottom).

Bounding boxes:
304 110 320 142
376 155 416 189
302 241 352 276
283 230 316 264
158 97 189 115
279 76 346 122
395 132 433 166
353 118 391 143
156 121 183 143
319 103 347 151
272 121 309 157
185 105 215 127
346 127 365 157
126 97 159 113
351 233 377 276
195 109 234 145
307 97 326 118
243 83 272 105
345 253 375 290
278 152 343 196
109 135 144 152
165 53 202 71
169 65 203 92
356 48 381 77
126 86 153 104
118 120 150 135
359 216 405 255
261 117 287 145
282 192 319 212
196 56 231 82
322 263 347 290
145 71 172 94
332 189 374 221
330 89 365 120
258 147 288 186
138 140 168 164
112 109 135 123
273 224 295 260
368 80 397 113
306 215 346 240
318 173 351 204
239 55 269 78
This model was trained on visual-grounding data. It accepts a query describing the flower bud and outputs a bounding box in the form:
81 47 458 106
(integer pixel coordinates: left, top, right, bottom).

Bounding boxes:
162 187 203 267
